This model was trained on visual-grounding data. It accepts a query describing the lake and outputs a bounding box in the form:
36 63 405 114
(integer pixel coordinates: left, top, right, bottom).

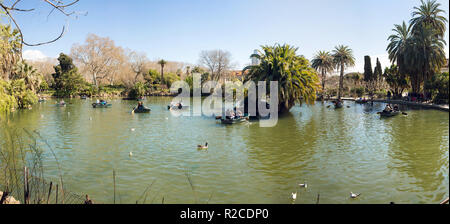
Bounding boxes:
1 97 448 204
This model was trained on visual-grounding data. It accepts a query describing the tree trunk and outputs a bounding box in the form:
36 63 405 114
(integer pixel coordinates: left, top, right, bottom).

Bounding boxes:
93 73 98 87
338 63 344 100
160 65 164 86
321 69 326 92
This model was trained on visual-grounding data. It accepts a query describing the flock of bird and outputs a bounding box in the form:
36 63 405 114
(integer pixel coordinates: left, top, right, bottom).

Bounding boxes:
291 181 361 202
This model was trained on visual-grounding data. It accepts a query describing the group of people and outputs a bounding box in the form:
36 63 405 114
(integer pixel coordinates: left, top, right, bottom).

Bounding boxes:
383 103 399 113
96 99 108 105
225 108 244 120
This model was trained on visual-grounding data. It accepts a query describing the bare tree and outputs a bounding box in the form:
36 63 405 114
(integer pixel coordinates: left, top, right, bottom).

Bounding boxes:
199 50 232 81
71 34 126 87
129 51 149 84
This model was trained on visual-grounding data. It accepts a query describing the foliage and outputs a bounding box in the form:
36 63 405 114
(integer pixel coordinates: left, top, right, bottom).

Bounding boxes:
373 58 383 89
387 0 447 94
13 61 43 93
383 64 409 98
52 53 87 97
424 72 448 104
8 79 38 109
332 45 355 99
351 87 365 97
163 72 180 88
0 24 21 80
311 51 334 92
158 59 167 85
0 80 17 112
128 82 147 99
144 69 161 85
243 44 320 113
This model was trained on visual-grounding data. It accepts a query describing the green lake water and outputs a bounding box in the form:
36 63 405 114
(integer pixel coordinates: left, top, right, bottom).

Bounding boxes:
1 97 448 204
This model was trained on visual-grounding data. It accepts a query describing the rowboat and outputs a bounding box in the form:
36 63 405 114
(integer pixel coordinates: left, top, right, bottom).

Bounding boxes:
167 103 189 110
220 116 249 124
92 103 112 108
133 107 151 113
379 110 401 117
334 102 343 109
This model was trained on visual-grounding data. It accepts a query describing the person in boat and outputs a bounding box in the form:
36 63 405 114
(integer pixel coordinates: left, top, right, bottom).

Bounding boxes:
384 104 393 113
96 99 100 104
137 101 145 110
393 104 399 111
60 100 65 105
100 100 107 105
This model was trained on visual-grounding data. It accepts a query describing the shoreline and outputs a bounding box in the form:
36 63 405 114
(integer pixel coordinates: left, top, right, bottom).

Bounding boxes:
324 97 449 112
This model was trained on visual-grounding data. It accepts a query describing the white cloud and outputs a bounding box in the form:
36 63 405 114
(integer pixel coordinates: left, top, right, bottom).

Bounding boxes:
23 50 48 62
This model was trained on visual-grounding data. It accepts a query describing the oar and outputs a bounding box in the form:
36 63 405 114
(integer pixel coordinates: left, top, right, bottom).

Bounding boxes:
131 107 136 114
402 112 408 116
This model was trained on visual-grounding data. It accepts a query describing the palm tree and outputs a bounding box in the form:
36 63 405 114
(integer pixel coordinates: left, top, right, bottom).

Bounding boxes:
243 44 320 114
410 0 447 38
332 45 355 100
404 25 446 93
311 51 334 93
13 61 41 93
387 21 412 76
157 59 167 86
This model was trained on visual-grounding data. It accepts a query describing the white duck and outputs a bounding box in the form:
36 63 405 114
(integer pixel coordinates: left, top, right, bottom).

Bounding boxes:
129 152 133 157
291 192 297 200
350 192 361 199
197 142 208 150
299 182 308 188
131 128 135 132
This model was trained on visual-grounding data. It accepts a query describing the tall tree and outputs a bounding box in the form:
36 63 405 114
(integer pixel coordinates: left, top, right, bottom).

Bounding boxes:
0 24 21 81
374 58 383 90
311 51 334 93
129 51 149 84
243 44 319 114
364 56 376 99
52 53 85 97
410 0 447 38
199 50 232 82
405 25 446 93
387 21 411 77
332 45 355 100
71 34 126 87
158 59 167 86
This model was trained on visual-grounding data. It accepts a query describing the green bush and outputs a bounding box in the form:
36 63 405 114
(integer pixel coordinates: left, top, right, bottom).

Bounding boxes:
0 80 18 112
351 87 365 97
425 72 449 104
374 89 387 99
128 82 147 99
163 72 181 88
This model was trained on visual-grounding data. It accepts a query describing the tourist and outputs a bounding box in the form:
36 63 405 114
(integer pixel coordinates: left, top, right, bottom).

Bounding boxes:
384 104 392 113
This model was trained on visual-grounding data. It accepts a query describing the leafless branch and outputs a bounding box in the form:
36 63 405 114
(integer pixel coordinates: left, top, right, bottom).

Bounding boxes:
0 0 82 47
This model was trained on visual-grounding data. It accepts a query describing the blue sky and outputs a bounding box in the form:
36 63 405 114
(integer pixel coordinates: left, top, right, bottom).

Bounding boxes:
10 0 450 73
